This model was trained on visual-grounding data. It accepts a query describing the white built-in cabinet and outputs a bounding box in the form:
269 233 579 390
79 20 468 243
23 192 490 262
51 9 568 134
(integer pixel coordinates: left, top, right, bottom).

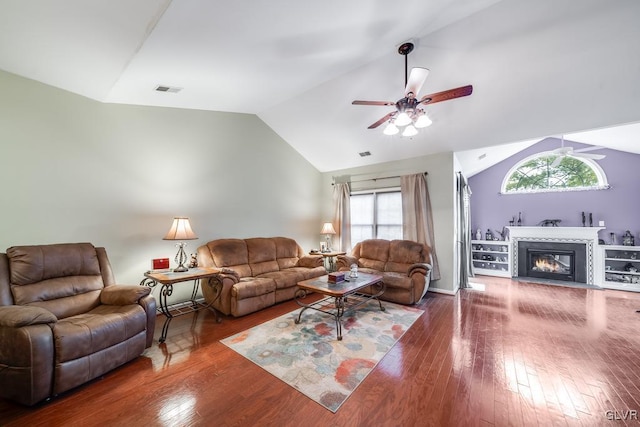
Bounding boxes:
471 240 511 278
602 245 640 292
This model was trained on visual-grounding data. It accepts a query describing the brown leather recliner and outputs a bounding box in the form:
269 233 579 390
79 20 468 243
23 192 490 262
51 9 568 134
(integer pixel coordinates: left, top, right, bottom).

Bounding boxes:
0 243 156 406
336 239 432 305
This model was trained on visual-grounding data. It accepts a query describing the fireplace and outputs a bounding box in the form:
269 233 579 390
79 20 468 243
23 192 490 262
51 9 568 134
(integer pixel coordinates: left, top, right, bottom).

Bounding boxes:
508 226 602 286
527 249 575 281
517 241 587 283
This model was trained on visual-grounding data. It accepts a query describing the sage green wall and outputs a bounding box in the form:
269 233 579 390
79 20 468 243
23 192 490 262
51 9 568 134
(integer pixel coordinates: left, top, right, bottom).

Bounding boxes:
0 70 323 288
321 151 458 294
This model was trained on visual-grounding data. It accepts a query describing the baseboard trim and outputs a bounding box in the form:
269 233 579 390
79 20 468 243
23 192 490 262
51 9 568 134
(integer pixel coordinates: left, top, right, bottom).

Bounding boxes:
428 287 457 296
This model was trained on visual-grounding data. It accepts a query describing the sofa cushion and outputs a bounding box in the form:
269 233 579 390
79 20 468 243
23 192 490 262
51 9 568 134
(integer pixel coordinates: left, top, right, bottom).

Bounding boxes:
258 270 304 290
7 243 106 319
7 243 101 286
358 239 389 271
233 277 276 300
288 266 327 280
273 237 300 269
206 239 252 277
246 238 279 276
53 304 147 363
386 240 426 273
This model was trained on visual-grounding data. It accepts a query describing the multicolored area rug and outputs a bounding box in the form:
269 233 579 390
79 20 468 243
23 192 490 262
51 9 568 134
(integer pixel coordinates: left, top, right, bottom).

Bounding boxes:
221 300 423 412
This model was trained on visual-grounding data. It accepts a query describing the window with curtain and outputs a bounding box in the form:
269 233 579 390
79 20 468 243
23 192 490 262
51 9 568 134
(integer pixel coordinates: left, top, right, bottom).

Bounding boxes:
350 190 402 246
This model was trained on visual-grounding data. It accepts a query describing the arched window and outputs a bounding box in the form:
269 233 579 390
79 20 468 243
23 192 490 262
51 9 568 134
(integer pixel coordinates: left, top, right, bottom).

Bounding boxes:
501 152 609 194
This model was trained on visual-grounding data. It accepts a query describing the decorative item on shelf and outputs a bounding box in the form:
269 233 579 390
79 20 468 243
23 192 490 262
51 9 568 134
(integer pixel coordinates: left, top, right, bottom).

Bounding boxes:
476 228 482 240
321 222 336 252
623 262 638 273
163 217 198 272
538 219 561 227
508 216 515 227
589 213 593 227
610 232 617 245
581 211 586 227
485 229 493 241
517 212 522 226
494 227 507 241
188 253 198 269
623 230 635 246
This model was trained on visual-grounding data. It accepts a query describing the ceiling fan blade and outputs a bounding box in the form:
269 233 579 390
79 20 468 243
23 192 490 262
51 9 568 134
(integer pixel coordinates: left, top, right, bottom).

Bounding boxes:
572 145 604 153
551 156 563 167
552 146 571 155
405 67 429 97
352 100 396 106
571 152 606 160
419 85 473 105
368 112 394 129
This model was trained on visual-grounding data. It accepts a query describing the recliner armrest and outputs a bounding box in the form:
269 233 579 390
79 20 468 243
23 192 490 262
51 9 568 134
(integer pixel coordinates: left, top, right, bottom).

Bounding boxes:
100 285 151 305
0 305 57 328
297 255 323 268
408 263 432 277
336 255 357 270
216 268 241 282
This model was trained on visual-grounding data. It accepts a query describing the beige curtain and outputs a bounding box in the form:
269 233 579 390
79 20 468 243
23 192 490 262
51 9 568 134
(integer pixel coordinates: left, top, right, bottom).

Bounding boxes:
333 183 351 253
400 173 440 280
457 172 473 288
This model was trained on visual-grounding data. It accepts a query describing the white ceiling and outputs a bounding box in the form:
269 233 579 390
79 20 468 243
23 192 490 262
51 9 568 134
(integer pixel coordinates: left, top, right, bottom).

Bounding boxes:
1 0 639 173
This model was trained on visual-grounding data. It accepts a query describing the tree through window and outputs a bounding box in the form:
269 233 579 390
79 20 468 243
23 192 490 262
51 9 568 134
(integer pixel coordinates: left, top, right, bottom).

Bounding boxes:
502 153 608 194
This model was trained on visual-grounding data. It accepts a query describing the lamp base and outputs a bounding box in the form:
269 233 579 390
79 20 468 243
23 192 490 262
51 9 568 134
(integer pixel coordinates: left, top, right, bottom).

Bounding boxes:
173 243 189 273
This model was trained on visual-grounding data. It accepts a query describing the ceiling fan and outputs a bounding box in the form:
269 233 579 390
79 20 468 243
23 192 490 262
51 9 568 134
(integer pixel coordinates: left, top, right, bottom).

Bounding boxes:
550 136 606 167
352 42 473 136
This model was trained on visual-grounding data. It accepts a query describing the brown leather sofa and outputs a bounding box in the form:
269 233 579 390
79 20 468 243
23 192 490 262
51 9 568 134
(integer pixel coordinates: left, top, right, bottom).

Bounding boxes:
336 239 432 305
197 237 326 317
0 243 156 406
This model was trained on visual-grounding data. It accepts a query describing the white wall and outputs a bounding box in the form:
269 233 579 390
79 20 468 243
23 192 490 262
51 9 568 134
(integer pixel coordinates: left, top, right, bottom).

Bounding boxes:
321 151 458 293
0 70 323 293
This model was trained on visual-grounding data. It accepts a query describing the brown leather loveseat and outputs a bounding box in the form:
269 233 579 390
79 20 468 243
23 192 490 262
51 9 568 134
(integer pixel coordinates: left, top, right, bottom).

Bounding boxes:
0 243 156 406
197 237 326 317
336 239 432 305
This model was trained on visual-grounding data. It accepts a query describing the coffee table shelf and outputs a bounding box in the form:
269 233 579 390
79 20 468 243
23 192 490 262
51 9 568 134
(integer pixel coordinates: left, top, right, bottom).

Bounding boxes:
294 272 385 340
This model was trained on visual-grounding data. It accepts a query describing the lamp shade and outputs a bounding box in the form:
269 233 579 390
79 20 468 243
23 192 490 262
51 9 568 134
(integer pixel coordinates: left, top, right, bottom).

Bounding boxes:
394 111 412 127
163 217 198 240
402 124 418 137
321 222 336 235
383 122 399 135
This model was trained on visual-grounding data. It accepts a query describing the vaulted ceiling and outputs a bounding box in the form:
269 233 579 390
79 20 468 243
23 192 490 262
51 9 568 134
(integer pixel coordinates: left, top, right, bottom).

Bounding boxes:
1 0 639 172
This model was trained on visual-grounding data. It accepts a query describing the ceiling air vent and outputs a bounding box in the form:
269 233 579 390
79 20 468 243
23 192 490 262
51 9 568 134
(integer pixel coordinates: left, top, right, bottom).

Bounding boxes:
359 151 371 157
155 85 182 93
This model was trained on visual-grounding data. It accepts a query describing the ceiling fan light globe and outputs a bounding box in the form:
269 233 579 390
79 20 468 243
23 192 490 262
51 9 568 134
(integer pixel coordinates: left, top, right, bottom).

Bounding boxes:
383 122 399 135
395 112 412 127
402 125 418 137
414 114 432 128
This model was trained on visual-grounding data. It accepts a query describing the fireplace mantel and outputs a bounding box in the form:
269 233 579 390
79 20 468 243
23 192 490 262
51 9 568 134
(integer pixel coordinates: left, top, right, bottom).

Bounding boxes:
506 227 604 284
507 226 605 241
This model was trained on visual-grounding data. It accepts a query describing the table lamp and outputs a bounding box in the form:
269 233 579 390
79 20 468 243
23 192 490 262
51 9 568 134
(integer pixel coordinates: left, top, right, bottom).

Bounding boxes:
321 222 336 252
163 217 198 272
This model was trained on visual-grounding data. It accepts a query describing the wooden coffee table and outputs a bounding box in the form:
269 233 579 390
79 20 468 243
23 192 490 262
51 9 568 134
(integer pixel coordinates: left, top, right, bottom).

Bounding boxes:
294 272 385 340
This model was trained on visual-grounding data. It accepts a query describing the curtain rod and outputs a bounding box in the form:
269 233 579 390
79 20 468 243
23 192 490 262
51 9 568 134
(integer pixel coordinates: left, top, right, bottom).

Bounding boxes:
332 171 428 185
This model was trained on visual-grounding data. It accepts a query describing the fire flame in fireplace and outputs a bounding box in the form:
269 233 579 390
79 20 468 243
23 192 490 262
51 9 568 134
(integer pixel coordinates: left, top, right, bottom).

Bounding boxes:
534 258 562 273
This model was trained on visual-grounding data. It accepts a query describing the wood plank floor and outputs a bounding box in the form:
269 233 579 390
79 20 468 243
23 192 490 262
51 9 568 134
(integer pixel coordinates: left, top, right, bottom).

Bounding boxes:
2 276 640 426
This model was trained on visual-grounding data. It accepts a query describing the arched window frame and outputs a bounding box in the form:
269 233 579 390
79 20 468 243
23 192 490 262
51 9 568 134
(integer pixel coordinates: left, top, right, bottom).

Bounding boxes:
500 151 609 195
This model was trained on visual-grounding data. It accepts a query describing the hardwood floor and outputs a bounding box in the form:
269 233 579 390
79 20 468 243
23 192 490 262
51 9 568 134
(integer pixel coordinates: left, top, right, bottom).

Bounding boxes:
2 276 640 426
